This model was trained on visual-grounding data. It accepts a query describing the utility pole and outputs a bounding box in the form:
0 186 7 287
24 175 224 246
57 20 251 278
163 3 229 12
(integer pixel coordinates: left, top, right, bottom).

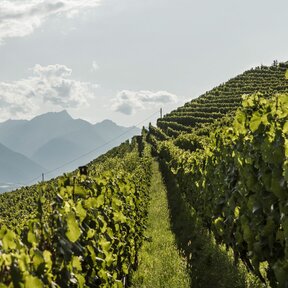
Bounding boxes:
160 108 163 118
42 173 45 182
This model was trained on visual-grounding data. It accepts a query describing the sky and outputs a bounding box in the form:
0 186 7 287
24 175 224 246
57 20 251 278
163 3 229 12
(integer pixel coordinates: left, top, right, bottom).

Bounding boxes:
0 0 287 127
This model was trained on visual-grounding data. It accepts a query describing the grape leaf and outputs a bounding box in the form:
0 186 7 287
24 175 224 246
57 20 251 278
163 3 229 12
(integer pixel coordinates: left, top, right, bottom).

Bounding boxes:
24 275 43 288
66 212 81 243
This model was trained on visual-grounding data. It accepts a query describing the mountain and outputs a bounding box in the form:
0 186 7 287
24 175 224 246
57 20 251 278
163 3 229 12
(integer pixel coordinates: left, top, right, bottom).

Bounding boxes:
31 138 83 173
94 119 128 141
0 110 91 158
31 119 140 177
0 111 140 183
0 142 45 193
0 119 28 136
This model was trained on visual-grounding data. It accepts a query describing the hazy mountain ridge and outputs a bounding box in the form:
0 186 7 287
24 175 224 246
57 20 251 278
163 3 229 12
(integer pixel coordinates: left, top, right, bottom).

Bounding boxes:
0 142 46 193
0 111 140 192
0 110 92 157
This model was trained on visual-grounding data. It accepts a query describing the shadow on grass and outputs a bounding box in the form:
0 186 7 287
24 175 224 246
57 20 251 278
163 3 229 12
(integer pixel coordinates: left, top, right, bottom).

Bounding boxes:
158 159 261 288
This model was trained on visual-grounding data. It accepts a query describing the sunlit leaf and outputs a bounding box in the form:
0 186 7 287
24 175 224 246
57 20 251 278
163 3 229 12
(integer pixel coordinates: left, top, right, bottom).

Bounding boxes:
3 230 17 250
75 274 85 288
250 111 262 132
113 211 126 223
27 230 37 244
18 253 30 272
33 250 44 270
24 275 43 288
66 212 81 243
84 197 97 209
75 202 87 222
96 194 105 208
74 185 86 197
43 250 52 272
72 256 82 271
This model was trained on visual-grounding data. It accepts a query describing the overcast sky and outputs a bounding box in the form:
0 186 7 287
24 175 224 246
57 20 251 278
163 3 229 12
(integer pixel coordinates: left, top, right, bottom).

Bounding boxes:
0 0 287 127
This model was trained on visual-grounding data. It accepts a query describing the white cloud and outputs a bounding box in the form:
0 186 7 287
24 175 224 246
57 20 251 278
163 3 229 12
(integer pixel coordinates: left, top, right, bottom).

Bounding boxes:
111 90 178 115
0 64 98 121
0 82 39 120
0 0 102 43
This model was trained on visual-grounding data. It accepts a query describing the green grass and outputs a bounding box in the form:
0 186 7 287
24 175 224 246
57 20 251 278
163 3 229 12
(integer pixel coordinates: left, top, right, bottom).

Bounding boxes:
131 159 267 287
130 160 191 288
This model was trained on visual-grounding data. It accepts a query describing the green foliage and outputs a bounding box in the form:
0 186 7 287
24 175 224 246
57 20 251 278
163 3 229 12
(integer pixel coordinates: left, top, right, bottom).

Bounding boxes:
0 139 152 287
156 62 288 136
173 133 208 152
150 92 288 286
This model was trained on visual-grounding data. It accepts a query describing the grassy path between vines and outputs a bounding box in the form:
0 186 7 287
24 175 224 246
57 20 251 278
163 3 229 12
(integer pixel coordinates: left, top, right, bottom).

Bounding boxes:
159 160 265 288
130 160 191 288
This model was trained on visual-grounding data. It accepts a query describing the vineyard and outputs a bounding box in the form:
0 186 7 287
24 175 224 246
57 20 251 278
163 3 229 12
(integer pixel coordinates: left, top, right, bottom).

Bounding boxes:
0 138 152 287
148 62 288 287
0 61 288 287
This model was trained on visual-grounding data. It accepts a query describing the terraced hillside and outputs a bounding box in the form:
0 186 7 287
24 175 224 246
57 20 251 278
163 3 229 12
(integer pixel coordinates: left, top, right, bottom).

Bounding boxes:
156 62 288 138
147 61 288 287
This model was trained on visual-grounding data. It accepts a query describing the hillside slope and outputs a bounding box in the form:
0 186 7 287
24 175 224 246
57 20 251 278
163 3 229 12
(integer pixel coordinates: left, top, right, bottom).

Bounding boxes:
0 142 45 192
148 61 288 287
157 62 288 137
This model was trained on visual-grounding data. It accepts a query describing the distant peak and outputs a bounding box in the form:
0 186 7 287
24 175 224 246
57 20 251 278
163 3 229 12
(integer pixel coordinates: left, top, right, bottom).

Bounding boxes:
32 110 72 121
51 110 70 116
93 119 137 131
58 110 71 117
1 119 28 124
95 119 118 127
100 119 116 125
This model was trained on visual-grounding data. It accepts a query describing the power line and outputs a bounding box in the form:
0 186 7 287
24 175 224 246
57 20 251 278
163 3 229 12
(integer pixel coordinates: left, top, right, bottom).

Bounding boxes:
24 110 159 186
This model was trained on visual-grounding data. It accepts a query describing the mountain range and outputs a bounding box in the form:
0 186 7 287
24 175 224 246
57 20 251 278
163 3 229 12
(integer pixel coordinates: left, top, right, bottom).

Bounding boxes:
0 111 140 193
